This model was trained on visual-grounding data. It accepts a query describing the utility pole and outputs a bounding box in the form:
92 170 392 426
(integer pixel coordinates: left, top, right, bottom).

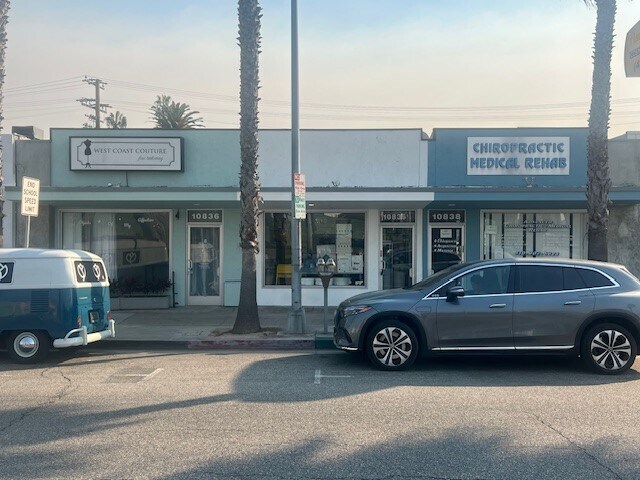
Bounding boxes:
76 77 111 128
287 0 306 333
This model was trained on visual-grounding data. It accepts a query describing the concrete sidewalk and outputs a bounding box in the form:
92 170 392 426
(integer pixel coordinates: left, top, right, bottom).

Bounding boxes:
100 306 337 350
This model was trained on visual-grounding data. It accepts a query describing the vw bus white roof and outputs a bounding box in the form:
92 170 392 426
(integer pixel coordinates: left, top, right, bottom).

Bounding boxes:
0 248 109 289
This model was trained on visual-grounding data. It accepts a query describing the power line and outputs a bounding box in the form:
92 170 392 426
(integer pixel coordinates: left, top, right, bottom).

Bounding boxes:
4 76 84 93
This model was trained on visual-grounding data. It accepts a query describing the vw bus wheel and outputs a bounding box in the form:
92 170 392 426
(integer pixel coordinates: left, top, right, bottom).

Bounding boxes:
581 323 637 375
8 331 50 364
366 319 418 371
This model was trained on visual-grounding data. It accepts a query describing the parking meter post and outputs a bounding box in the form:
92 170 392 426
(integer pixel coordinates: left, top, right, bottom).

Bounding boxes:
323 283 329 334
317 257 335 334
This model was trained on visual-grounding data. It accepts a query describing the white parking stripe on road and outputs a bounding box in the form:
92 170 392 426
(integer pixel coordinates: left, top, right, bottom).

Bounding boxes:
314 369 352 384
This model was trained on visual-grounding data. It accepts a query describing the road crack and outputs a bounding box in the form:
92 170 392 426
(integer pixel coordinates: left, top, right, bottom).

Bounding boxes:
0 367 74 434
531 412 623 480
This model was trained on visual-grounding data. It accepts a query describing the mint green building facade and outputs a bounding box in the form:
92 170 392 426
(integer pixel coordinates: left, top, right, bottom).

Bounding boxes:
3 128 432 308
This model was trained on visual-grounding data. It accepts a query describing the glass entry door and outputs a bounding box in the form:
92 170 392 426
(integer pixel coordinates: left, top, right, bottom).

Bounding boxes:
430 226 464 274
188 226 221 305
381 227 414 289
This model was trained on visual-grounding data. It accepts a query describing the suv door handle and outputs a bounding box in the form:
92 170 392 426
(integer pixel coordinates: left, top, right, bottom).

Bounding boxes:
489 303 506 308
564 301 582 306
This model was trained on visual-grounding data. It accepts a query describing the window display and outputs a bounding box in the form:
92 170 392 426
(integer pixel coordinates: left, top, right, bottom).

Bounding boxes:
482 211 587 260
264 212 366 286
61 211 170 286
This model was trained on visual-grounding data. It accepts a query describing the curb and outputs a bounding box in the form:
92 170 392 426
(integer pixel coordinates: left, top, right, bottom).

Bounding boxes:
315 333 336 350
84 335 339 352
188 338 315 350
89 338 318 351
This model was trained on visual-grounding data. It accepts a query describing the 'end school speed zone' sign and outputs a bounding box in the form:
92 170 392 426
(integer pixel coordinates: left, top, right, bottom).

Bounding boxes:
21 177 40 217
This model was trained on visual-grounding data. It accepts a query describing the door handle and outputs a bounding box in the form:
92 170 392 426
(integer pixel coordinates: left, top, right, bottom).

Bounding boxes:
489 303 506 308
564 301 582 306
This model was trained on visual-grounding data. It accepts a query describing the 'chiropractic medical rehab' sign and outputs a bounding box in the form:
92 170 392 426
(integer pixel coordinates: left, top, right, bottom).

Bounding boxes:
467 137 570 176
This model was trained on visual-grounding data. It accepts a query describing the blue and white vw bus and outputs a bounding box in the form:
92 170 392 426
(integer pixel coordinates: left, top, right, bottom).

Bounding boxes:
0 249 115 363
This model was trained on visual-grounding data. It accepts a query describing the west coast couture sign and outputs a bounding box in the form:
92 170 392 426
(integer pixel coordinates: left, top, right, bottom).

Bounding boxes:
70 137 183 171
467 137 570 176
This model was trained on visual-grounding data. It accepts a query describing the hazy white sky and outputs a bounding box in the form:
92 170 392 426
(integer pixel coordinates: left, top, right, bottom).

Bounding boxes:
4 0 640 137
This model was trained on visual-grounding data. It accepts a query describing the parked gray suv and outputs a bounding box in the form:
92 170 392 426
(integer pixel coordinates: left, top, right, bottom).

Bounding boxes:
334 259 640 374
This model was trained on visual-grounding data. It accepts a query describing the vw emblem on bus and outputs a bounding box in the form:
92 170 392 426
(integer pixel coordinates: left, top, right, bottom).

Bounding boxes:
76 263 87 282
0 263 9 282
92 263 102 280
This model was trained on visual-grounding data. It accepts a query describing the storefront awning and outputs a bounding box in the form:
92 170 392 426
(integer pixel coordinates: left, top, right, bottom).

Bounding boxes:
261 188 435 210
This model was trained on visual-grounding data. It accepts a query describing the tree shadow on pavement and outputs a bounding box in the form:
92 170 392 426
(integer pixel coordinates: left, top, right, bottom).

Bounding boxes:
0 352 638 479
150 430 636 480
227 351 640 403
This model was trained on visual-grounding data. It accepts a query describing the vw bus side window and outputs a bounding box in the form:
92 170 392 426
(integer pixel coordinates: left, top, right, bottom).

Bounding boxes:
74 261 107 283
0 262 14 284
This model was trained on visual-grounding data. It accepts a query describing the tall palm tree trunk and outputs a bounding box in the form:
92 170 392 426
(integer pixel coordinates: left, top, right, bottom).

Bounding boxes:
233 0 262 334
0 1 10 245
586 0 616 261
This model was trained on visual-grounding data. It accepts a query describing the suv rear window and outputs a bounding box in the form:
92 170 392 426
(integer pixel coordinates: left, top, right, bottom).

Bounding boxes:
563 267 586 290
517 265 563 293
577 268 614 288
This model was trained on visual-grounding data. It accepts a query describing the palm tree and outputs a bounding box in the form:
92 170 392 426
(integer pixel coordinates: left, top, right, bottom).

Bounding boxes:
232 0 262 334
585 0 616 261
105 111 128 129
149 95 204 129
0 0 10 244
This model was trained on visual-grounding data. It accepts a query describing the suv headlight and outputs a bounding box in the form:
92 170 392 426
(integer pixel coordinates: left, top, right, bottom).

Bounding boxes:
341 305 373 318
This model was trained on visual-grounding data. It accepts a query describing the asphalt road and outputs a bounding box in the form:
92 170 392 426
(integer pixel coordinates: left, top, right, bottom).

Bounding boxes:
0 349 639 480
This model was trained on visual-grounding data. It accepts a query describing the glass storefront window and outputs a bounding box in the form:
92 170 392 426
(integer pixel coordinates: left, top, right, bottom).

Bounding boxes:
482 211 587 260
62 212 171 288
264 212 366 287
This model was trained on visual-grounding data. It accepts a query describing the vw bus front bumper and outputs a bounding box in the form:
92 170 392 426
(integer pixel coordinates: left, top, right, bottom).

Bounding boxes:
53 319 116 349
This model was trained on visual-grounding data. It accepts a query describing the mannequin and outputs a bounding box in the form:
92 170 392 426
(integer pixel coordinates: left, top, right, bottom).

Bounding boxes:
191 235 214 296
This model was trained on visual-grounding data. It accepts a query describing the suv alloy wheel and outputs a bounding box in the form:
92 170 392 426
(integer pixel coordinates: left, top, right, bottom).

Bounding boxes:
366 319 419 371
581 323 637 375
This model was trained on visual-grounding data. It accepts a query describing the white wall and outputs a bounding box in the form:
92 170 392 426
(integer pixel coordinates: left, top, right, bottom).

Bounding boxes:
258 129 427 188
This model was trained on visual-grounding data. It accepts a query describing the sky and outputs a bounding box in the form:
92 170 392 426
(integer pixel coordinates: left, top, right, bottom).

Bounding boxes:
3 0 640 138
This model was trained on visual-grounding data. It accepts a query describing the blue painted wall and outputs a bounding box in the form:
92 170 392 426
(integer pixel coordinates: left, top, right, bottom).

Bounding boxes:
428 127 588 188
423 127 589 275
50 129 241 188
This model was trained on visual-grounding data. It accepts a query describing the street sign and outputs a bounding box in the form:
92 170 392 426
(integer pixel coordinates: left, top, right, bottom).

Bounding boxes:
294 173 306 219
21 176 40 217
625 19 640 77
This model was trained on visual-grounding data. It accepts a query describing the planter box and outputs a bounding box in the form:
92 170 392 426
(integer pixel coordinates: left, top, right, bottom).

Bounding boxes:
111 296 171 310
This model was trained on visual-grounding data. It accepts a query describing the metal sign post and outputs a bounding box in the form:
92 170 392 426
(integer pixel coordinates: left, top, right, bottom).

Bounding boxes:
287 0 306 334
21 177 40 248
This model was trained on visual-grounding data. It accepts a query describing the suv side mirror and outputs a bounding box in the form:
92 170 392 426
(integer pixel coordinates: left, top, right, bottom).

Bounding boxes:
446 285 465 302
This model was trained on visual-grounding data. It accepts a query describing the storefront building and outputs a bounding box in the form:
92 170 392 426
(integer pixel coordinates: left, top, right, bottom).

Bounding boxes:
424 127 592 274
424 127 640 276
2 128 431 308
4 126 640 309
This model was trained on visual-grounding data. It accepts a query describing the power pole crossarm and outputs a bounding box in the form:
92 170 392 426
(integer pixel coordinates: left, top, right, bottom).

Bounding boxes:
77 77 110 128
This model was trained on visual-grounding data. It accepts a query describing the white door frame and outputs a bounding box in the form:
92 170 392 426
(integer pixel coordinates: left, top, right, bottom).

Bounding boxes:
187 224 223 306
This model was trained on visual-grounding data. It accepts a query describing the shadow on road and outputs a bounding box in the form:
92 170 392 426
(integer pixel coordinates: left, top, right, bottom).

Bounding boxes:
148 431 632 480
223 351 640 403
0 350 638 478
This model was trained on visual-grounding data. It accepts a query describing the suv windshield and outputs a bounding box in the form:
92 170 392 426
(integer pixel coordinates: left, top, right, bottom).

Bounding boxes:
406 262 474 291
